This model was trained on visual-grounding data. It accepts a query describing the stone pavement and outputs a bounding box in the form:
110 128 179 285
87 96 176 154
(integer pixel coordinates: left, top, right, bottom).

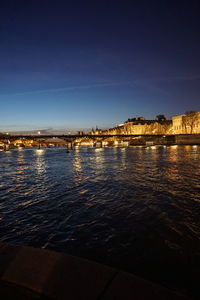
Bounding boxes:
0 243 190 299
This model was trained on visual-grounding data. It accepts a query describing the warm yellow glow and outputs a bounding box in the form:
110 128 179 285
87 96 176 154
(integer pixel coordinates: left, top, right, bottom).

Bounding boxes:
185 145 192 151
35 149 44 155
171 145 178 149
94 148 104 152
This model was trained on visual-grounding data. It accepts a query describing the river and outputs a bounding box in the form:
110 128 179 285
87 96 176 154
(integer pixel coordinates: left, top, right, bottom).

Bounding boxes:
0 146 200 297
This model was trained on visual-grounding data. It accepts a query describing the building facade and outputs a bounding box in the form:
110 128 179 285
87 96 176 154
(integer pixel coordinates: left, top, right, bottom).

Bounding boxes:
172 112 200 134
91 116 173 135
90 112 200 136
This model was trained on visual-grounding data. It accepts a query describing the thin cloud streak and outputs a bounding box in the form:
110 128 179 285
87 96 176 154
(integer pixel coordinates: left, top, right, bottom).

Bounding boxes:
131 75 200 95
1 75 199 97
134 75 200 83
2 82 125 96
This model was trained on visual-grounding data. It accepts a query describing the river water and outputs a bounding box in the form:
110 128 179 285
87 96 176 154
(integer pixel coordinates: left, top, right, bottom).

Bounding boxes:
0 146 200 297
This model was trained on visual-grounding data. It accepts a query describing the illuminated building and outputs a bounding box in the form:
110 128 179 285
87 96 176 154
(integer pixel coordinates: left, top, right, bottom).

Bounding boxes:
90 112 200 136
172 112 200 134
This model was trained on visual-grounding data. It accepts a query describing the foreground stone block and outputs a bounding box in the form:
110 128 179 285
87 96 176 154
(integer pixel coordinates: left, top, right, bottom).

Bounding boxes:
0 243 190 299
1 244 116 299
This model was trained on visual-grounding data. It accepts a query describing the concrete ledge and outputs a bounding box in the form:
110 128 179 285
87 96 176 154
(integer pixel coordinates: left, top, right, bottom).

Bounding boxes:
0 243 190 299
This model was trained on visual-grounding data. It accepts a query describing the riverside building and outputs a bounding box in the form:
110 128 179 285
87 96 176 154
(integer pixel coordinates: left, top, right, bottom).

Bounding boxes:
90 112 200 135
172 112 200 134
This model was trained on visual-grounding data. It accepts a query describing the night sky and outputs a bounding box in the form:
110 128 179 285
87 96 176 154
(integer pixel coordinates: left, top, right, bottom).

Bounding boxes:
0 0 200 132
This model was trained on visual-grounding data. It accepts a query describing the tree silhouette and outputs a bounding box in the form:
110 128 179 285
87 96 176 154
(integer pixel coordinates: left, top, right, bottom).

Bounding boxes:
155 115 166 122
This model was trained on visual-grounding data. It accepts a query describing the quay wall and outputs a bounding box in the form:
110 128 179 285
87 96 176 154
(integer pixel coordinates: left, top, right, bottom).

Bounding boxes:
130 135 200 145
175 134 200 145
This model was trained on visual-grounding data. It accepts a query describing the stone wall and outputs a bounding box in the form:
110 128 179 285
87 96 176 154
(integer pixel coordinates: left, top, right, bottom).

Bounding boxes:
175 134 200 145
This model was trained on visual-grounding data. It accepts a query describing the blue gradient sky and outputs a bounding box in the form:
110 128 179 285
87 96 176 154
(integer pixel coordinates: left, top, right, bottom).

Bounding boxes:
0 1 200 132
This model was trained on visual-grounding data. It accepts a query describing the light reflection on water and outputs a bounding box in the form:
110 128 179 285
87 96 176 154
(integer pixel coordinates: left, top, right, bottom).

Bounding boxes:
35 149 46 176
0 146 200 297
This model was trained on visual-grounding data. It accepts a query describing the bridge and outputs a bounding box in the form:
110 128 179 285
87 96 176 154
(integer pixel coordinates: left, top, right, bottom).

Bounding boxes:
0 134 169 139
0 134 176 151
1 134 200 151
